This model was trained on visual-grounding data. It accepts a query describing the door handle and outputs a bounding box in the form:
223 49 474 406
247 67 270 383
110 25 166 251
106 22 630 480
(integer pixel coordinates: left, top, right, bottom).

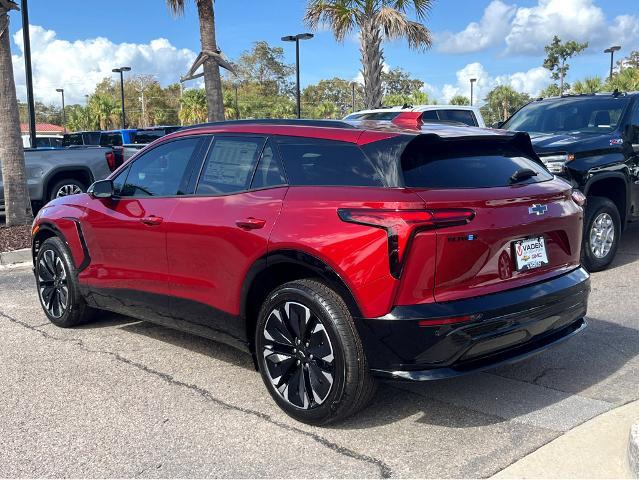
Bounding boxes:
140 215 163 226
235 217 266 230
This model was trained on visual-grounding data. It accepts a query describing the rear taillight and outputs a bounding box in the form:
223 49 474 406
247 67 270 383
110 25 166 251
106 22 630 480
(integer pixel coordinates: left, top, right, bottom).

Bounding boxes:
338 208 475 278
571 189 586 207
105 151 117 172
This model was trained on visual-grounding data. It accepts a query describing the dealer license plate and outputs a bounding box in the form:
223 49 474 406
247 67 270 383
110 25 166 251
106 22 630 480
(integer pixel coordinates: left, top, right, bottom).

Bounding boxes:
513 236 549 271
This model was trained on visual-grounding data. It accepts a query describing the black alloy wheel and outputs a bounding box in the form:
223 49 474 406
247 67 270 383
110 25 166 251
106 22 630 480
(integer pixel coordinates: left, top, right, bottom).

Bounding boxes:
262 301 336 409
35 237 96 327
256 279 376 425
37 248 69 319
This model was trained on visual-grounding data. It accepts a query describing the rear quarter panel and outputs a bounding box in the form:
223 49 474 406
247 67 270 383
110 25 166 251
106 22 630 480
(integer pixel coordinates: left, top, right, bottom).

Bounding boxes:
269 186 426 318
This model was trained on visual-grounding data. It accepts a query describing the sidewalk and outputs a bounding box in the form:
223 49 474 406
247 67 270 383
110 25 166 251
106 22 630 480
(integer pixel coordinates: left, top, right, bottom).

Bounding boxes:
493 400 639 479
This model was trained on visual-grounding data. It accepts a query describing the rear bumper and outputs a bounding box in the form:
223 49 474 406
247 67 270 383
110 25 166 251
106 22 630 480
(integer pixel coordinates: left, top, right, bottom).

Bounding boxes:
354 267 590 380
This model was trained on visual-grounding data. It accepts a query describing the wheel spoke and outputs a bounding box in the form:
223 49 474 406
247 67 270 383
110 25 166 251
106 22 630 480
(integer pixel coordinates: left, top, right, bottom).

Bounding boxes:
285 302 306 339
286 364 308 408
308 361 332 403
264 309 294 346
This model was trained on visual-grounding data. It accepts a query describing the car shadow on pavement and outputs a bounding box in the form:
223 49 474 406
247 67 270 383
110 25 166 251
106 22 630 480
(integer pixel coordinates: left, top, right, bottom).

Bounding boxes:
333 317 639 430
83 311 638 430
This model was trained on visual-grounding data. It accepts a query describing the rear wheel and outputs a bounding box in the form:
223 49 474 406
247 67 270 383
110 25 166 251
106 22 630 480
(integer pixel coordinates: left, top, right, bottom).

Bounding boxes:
582 196 620 272
49 179 86 201
255 279 376 425
35 237 96 327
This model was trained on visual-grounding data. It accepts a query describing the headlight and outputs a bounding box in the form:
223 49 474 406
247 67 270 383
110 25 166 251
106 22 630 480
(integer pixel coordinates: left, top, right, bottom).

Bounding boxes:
539 153 575 174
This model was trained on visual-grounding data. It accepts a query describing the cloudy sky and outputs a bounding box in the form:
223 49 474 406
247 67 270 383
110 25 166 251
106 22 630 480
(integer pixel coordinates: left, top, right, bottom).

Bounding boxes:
8 0 639 106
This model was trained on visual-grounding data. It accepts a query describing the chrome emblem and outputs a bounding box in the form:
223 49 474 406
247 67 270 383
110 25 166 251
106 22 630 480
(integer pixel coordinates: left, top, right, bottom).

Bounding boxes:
529 204 548 216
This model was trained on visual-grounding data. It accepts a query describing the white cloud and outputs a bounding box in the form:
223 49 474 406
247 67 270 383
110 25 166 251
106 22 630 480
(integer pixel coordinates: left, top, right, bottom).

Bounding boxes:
11 25 197 104
436 0 639 55
437 0 515 54
441 62 551 104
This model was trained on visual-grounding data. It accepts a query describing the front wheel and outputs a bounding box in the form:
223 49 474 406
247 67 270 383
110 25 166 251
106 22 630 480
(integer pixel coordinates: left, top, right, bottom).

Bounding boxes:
35 237 96 327
255 279 376 425
582 196 621 272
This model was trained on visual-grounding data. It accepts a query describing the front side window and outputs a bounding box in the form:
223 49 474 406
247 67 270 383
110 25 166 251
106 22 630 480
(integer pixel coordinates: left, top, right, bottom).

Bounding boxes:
277 138 384 187
196 136 265 195
119 137 203 197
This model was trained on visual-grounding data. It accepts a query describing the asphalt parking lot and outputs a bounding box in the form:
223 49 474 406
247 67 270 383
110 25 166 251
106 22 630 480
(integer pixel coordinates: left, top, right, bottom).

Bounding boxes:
1 227 638 478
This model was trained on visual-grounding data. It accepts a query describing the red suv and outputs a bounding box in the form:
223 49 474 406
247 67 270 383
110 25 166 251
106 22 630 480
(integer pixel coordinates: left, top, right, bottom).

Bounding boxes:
31 119 590 424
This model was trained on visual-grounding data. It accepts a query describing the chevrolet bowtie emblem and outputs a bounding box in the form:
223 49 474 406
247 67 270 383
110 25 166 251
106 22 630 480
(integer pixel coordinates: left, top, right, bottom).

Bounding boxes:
529 204 548 216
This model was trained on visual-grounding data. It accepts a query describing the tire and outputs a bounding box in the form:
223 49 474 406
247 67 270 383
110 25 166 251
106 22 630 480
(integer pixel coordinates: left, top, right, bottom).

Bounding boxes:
581 196 621 272
49 178 86 201
255 279 376 425
35 237 96 327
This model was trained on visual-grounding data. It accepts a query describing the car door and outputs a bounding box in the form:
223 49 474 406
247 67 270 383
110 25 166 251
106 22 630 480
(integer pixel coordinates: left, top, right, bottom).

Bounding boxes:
79 136 209 320
165 136 287 348
628 101 639 217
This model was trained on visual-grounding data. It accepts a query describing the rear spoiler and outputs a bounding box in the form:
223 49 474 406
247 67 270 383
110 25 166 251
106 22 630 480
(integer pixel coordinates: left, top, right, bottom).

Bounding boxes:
403 131 544 167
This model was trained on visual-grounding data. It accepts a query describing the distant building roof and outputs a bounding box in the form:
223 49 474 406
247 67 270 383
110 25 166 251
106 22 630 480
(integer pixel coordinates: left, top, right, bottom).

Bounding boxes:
20 123 64 134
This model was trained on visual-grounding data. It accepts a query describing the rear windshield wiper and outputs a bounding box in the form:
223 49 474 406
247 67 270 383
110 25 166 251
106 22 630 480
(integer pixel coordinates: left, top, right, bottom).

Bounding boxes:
509 168 538 184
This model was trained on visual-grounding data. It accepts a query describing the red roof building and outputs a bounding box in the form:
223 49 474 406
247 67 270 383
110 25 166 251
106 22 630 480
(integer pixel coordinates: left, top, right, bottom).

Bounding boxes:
20 123 64 135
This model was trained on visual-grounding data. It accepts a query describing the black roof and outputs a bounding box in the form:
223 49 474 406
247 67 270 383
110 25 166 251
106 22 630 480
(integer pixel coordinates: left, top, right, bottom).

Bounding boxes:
180 119 357 131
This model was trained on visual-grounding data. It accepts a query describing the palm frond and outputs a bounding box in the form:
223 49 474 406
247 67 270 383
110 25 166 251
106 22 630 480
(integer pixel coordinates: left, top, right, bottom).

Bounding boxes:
165 0 185 16
376 6 432 49
304 0 357 41
384 0 434 20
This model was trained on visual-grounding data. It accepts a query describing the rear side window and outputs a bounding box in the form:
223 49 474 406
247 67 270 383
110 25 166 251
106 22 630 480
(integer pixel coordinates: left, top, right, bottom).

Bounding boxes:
437 110 477 126
402 139 553 188
250 142 286 190
277 138 384 187
196 136 265 195
84 132 101 145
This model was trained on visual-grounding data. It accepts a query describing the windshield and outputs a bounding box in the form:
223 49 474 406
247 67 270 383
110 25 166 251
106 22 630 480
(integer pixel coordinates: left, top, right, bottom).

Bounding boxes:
503 96 630 134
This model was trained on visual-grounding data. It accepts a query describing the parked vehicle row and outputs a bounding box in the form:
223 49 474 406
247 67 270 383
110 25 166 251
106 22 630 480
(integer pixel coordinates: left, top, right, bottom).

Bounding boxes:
0 146 115 216
32 119 589 424
348 92 639 271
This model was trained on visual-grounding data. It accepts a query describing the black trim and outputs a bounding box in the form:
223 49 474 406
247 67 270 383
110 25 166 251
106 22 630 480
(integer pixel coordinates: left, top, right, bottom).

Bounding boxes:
372 318 587 380
179 119 357 131
354 267 590 375
85 287 249 352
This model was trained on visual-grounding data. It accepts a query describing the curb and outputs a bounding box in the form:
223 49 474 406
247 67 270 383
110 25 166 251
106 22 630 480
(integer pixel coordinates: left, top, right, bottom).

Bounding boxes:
0 248 31 267
630 421 639 479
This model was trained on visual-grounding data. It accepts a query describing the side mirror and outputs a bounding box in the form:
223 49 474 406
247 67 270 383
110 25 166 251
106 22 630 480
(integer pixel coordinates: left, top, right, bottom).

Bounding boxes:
87 179 114 198
491 121 505 129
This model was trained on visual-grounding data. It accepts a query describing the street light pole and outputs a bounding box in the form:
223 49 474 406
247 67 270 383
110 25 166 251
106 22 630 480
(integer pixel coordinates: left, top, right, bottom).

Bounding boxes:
112 66 131 129
282 33 314 119
21 0 36 148
56 88 66 133
470 78 477 106
604 46 621 81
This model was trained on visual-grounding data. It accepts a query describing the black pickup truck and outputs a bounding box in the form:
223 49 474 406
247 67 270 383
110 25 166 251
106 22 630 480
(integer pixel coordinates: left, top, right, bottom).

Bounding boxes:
501 92 639 271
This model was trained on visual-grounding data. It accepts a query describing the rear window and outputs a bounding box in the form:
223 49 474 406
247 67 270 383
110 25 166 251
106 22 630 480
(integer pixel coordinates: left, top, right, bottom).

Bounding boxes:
63 134 84 146
346 111 401 121
100 133 123 147
402 139 553 188
277 138 384 187
437 109 477 126
132 130 166 144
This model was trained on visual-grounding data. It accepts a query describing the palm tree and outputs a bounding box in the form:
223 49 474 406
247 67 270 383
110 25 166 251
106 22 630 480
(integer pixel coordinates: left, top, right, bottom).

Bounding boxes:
179 89 208 125
0 0 32 226
572 76 604 94
305 0 433 109
88 94 119 130
166 0 225 121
